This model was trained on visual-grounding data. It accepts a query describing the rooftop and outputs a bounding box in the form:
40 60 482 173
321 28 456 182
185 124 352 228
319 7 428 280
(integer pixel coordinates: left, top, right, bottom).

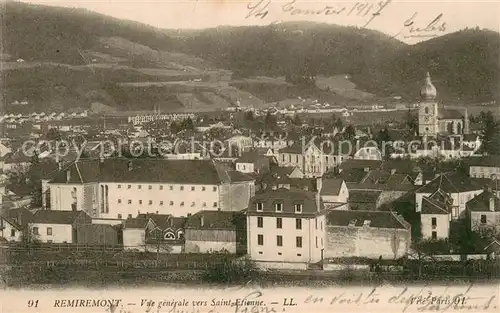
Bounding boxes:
31 210 88 224
466 191 500 212
416 171 483 194
327 210 410 229
184 210 245 230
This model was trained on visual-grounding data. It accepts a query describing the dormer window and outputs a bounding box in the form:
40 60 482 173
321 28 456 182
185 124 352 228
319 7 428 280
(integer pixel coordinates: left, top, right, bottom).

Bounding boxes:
348 219 357 227
274 202 283 213
256 202 263 212
294 204 303 213
164 232 175 240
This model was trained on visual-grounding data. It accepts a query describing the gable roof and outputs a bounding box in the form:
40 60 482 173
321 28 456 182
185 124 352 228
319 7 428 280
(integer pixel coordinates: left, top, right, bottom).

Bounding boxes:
466 191 500 212
339 168 369 183
464 156 500 167
349 190 382 204
31 210 87 224
2 207 34 228
185 210 245 230
138 213 187 230
236 150 269 163
124 217 149 229
438 109 463 120
326 210 410 229
320 178 344 196
421 194 451 215
416 171 483 194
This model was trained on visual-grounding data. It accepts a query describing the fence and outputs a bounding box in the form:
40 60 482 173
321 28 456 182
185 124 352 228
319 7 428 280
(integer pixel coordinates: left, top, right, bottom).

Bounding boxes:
12 258 221 270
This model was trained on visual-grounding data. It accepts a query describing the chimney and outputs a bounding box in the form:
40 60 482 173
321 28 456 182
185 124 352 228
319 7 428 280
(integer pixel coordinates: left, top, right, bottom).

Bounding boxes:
170 218 174 227
66 170 71 183
489 196 495 212
315 177 323 193
200 216 204 227
17 212 22 226
364 167 370 172
58 161 63 171
127 161 133 171
390 168 396 175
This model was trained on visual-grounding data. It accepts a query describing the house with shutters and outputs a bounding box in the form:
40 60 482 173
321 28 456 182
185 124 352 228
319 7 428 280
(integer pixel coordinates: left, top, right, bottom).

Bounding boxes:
420 189 453 240
415 171 484 219
466 190 500 236
247 187 327 270
0 207 33 242
29 210 92 243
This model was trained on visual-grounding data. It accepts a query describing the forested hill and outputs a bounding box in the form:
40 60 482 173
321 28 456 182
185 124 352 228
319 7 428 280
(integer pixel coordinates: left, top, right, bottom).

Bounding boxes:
177 24 500 103
3 1 500 113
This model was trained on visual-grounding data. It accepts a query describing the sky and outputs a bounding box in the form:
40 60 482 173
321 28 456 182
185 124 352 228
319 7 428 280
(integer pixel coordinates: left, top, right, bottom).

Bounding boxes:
19 0 500 44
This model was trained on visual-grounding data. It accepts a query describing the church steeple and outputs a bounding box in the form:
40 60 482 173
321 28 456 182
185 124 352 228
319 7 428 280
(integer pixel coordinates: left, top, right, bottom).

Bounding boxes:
420 72 437 101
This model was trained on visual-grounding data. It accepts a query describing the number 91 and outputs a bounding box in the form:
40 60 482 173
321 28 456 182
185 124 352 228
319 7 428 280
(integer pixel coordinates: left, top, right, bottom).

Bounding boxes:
28 300 39 308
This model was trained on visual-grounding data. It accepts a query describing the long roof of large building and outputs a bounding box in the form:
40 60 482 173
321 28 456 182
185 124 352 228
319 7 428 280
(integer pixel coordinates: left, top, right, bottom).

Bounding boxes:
48 158 254 185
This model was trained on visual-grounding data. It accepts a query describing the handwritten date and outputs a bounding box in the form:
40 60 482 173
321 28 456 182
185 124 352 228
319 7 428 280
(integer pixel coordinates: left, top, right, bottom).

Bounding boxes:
246 0 392 28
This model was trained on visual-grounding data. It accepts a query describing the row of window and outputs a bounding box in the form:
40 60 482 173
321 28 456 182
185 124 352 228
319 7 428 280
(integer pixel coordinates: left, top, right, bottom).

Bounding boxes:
116 184 217 192
32 227 52 236
256 234 322 248
116 199 218 207
280 154 339 164
257 217 323 230
255 203 303 213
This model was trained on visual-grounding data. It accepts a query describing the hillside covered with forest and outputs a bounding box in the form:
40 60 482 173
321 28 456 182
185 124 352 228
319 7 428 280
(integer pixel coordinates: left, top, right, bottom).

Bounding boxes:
2 2 499 113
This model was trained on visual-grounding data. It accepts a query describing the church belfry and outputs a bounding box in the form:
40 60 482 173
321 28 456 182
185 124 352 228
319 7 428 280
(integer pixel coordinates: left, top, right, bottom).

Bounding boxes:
418 72 439 137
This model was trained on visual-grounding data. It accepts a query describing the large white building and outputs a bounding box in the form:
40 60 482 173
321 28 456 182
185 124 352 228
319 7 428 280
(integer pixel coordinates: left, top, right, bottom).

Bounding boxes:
247 187 326 270
47 159 255 219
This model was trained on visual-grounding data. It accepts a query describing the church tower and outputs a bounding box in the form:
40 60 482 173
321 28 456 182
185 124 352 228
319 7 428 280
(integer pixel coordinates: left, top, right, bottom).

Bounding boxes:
418 72 439 137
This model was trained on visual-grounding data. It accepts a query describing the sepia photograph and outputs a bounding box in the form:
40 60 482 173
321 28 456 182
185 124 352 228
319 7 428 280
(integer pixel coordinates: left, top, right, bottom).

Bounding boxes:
0 0 499 312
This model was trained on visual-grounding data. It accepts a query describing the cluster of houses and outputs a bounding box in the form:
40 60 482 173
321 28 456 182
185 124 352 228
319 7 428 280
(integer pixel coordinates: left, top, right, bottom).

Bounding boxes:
0 72 499 269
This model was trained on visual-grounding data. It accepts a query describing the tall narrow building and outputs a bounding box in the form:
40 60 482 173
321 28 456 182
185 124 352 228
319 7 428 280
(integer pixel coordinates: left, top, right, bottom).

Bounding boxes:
418 72 439 137
464 108 470 135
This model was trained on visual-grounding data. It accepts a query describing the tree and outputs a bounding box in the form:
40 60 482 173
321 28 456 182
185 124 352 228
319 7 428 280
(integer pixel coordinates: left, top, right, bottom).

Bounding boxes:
375 127 393 160
343 124 356 141
333 116 344 131
169 121 179 134
202 257 259 283
404 110 418 136
244 111 254 122
264 112 277 130
46 128 61 141
28 153 42 207
292 114 302 126
180 117 194 132
479 111 500 155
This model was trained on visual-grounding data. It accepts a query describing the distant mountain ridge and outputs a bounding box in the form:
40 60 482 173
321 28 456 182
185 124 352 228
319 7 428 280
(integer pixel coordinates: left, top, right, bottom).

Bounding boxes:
2 2 499 114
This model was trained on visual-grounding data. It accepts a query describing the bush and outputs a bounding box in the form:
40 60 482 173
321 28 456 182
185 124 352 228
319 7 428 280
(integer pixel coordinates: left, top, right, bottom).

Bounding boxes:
201 257 259 284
